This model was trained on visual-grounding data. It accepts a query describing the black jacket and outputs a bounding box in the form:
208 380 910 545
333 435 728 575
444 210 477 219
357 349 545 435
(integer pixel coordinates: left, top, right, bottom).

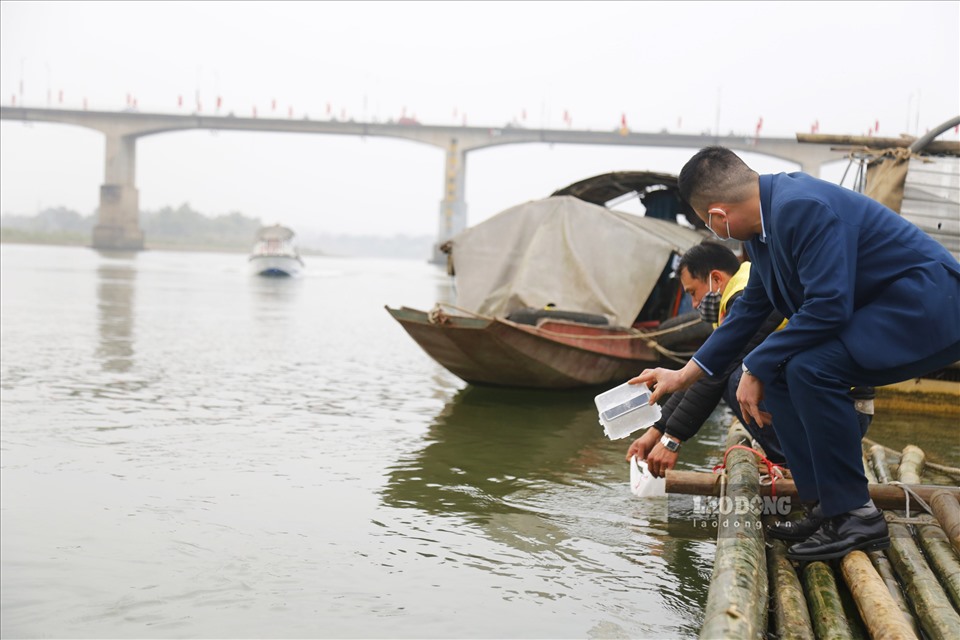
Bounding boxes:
655 293 784 442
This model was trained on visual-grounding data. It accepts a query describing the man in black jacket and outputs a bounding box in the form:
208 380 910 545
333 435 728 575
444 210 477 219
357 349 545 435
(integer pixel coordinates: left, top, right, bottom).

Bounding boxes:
626 242 874 483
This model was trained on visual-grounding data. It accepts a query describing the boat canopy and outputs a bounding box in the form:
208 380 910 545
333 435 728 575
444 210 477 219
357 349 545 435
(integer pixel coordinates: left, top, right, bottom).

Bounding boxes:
447 195 706 327
255 224 296 241
551 170 704 229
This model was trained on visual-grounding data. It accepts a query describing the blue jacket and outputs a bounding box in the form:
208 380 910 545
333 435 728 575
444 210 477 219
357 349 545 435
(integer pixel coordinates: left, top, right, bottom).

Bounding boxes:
693 172 960 383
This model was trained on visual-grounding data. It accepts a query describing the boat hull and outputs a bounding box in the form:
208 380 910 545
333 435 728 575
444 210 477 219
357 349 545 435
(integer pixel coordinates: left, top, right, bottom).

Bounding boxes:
386 306 696 389
249 255 304 277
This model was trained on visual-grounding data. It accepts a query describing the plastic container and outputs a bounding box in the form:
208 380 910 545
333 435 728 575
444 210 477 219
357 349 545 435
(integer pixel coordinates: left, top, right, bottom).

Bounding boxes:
594 381 662 440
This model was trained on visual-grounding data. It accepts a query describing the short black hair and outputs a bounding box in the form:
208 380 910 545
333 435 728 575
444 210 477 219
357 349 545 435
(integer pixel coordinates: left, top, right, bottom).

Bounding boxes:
678 146 758 211
677 241 741 281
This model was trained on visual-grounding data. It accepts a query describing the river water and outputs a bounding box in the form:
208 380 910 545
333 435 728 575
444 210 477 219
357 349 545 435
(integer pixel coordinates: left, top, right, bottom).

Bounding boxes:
1 244 956 639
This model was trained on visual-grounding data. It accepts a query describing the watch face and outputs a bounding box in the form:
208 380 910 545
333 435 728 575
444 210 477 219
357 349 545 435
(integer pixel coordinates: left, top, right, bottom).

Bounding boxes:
661 436 679 451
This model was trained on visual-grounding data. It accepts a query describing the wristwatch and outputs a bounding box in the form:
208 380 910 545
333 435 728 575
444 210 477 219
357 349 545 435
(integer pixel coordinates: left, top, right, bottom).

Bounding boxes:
742 363 753 376
660 434 681 452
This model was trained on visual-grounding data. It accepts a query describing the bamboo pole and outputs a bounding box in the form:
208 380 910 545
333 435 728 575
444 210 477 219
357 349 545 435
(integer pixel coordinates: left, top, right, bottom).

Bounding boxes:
841 551 919 640
863 454 879 484
803 561 854 640
837 579 870 640
796 133 960 155
923 469 960 487
862 437 960 481
699 424 768 640
868 551 921 637
663 471 959 509
870 444 892 484
886 521 960 640
915 514 960 611
767 538 815 640
897 445 925 485
929 490 960 556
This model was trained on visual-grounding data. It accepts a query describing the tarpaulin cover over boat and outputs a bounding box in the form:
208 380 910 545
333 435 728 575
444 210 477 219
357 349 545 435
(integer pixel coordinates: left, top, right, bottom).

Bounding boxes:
446 195 706 327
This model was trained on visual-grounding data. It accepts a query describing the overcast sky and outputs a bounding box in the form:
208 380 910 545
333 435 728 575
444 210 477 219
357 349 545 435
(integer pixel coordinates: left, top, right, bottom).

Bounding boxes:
1 1 958 237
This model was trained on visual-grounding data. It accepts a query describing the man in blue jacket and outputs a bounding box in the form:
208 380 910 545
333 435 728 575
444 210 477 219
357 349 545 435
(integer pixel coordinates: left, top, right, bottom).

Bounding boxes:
633 146 960 561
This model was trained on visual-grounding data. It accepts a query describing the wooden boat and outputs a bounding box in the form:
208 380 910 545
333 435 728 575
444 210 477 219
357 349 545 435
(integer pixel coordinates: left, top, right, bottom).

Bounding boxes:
386 305 708 389
387 172 712 389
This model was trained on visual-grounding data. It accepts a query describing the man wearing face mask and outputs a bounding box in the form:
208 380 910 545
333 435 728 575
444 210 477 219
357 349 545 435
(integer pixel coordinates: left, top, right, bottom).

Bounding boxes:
635 146 960 561
627 242 790 475
626 242 875 482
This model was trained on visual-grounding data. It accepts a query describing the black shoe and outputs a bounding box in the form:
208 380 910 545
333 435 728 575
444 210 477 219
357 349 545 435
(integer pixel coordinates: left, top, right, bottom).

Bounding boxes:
786 509 890 561
767 503 823 542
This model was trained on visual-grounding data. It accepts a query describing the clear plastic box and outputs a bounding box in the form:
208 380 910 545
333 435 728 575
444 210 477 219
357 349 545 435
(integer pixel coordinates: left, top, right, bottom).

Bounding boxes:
595 381 662 440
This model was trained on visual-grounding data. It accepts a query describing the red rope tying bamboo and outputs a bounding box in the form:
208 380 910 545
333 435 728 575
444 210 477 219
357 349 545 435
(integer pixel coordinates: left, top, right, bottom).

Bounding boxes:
713 444 786 496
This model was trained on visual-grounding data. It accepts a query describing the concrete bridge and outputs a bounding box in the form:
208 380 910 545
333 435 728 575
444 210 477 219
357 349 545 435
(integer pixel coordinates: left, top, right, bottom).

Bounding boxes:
0 106 845 256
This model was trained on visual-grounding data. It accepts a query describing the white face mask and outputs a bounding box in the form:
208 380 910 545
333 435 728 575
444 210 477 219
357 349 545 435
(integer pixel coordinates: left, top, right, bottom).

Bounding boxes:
707 208 732 241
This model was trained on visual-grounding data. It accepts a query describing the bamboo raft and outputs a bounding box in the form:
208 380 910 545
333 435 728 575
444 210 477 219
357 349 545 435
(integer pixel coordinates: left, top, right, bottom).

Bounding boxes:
665 422 960 639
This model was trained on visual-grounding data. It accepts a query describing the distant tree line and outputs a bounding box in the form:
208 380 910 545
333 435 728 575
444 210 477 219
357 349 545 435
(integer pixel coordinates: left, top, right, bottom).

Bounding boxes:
0 204 263 250
0 205 435 259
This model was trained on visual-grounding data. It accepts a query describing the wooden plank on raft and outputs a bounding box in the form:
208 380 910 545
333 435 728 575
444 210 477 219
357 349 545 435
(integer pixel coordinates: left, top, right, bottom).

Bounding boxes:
840 551 919 640
664 470 959 509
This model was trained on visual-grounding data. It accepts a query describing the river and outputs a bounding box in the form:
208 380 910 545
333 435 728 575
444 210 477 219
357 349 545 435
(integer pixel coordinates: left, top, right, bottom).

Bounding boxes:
1 244 956 639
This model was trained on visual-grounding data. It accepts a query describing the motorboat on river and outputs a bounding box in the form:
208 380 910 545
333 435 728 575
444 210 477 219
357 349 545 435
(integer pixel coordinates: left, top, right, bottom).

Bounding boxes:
248 225 304 277
387 172 713 389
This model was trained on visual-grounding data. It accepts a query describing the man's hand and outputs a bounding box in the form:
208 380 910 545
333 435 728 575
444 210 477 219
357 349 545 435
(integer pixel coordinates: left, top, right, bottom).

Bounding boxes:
630 360 704 405
736 370 772 428
625 427 661 462
645 442 680 478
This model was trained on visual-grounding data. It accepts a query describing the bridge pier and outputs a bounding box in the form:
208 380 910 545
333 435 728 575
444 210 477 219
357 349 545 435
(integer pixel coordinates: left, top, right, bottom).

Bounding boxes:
432 138 468 264
92 133 144 251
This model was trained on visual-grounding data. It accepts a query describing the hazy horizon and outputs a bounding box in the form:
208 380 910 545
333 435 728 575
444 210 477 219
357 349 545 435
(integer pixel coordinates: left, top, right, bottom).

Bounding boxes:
2 1 958 238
